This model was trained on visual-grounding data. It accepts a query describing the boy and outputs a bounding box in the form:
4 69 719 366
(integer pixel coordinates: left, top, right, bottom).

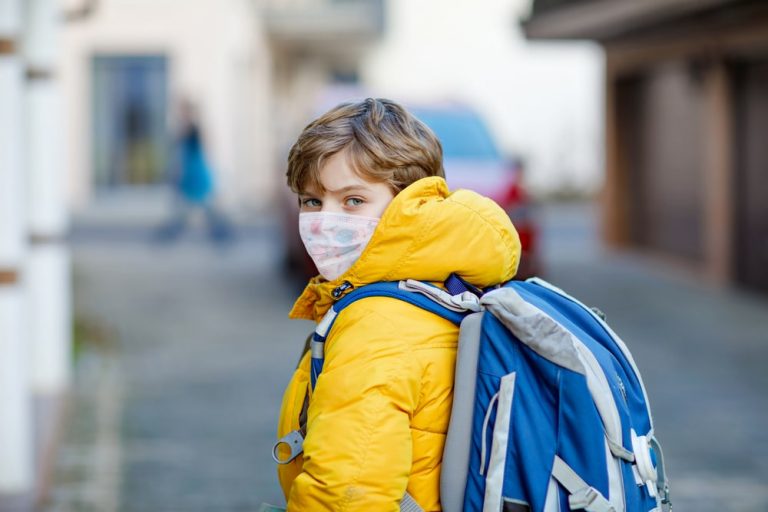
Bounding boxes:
276 98 521 511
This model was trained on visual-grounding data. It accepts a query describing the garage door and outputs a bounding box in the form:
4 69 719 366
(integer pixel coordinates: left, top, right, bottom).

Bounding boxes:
734 59 768 293
618 61 707 262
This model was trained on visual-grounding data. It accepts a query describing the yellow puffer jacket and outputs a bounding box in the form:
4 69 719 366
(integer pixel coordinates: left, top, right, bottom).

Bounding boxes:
277 177 521 511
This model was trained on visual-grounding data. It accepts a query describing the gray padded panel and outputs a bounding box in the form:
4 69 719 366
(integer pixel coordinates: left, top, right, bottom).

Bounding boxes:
440 312 484 512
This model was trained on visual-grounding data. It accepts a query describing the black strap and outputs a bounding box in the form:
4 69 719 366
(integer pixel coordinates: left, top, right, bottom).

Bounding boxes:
298 332 313 368
298 386 310 438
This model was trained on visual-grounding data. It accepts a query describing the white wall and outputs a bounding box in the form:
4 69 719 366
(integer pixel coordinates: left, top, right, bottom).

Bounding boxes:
0 0 34 493
61 0 275 212
361 0 603 196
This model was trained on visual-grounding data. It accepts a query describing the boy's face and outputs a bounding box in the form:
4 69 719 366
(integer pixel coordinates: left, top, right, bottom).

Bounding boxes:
298 150 395 218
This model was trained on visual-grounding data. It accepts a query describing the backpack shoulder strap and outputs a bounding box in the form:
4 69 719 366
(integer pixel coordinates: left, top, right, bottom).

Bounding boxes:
273 279 478 477
310 281 473 390
335 281 471 323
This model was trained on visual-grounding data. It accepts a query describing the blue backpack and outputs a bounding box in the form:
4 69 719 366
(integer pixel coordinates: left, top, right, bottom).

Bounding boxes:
274 276 672 512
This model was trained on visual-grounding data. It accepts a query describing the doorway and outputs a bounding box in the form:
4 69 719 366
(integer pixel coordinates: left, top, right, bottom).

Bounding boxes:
616 61 707 263
91 55 169 187
733 59 768 293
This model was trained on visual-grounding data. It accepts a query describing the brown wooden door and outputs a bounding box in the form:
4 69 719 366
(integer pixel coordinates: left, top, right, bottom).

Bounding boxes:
734 59 768 293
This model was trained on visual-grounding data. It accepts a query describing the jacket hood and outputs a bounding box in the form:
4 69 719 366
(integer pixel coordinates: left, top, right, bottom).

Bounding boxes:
289 176 521 322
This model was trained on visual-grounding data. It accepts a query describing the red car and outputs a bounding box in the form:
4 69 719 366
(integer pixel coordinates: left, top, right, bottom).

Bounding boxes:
281 103 539 282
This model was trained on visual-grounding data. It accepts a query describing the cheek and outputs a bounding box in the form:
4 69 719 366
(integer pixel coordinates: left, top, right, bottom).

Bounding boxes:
372 193 395 217
373 202 392 218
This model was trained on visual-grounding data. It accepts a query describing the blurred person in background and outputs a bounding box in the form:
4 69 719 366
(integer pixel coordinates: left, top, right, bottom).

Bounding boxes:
154 98 235 244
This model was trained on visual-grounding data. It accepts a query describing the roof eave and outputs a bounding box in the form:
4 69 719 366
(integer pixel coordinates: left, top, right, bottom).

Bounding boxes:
522 0 742 41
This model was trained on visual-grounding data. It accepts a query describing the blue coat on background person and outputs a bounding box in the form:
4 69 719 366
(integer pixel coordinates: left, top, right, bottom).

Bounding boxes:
177 124 214 204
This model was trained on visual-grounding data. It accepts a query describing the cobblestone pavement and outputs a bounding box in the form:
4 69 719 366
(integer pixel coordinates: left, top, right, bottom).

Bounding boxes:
45 199 768 511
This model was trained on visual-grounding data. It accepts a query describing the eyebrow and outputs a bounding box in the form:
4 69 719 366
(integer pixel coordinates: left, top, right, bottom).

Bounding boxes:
324 184 370 194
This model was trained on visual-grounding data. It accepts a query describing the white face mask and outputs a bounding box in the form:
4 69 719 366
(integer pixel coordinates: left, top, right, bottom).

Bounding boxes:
299 212 380 281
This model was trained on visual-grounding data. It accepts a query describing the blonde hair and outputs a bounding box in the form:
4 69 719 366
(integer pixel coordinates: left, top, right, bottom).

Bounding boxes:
286 98 444 194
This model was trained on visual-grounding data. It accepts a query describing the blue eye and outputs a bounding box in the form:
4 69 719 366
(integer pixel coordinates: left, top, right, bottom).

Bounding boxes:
346 197 364 206
301 198 321 208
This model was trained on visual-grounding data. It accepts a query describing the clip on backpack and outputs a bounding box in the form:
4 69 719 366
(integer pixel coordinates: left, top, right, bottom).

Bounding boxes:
273 274 672 512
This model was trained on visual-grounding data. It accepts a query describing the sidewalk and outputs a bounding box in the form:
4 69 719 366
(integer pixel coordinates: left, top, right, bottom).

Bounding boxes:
44 198 768 511
47 196 313 511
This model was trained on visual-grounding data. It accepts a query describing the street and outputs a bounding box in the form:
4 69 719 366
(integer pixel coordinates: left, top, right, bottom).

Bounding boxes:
45 198 768 511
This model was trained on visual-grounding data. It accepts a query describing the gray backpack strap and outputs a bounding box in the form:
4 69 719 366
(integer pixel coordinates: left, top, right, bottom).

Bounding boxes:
551 456 615 512
400 491 424 512
271 384 311 465
649 436 672 511
440 312 485 512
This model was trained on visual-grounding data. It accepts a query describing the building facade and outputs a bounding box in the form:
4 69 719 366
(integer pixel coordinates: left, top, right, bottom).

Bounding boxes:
60 0 384 214
525 0 768 293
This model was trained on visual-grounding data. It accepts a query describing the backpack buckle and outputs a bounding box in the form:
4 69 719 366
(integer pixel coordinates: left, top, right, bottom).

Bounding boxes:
331 281 354 299
272 429 304 464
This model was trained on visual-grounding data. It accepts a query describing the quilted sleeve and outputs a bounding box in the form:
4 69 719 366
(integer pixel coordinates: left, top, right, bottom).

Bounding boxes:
286 301 420 512
276 350 312 499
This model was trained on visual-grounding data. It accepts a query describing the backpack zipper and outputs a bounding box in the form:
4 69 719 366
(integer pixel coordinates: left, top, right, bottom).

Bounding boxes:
616 374 628 404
